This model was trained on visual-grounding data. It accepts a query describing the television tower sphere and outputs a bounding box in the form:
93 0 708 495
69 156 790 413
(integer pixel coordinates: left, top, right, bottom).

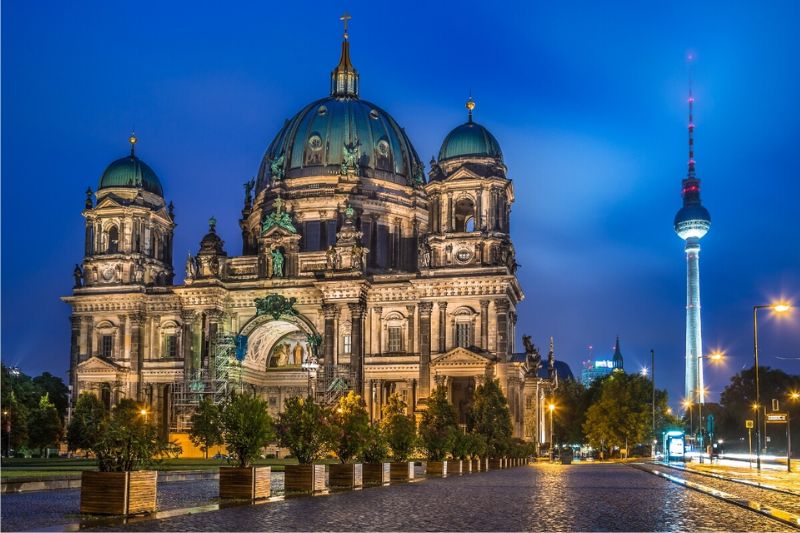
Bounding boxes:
674 203 711 241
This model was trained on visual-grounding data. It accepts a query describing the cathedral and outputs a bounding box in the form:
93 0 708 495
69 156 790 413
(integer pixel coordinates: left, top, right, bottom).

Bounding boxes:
62 19 558 450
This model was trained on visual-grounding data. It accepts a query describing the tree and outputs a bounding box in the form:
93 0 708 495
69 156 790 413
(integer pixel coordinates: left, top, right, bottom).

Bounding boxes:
583 373 654 455
189 398 223 459
450 430 470 461
327 391 370 463
92 399 181 472
32 373 69 420
718 366 800 452
360 423 389 463
220 393 274 468
380 393 416 462
28 394 63 457
275 396 329 464
553 378 591 444
1 393 28 456
67 393 106 453
467 379 512 457
419 387 458 461
464 432 487 460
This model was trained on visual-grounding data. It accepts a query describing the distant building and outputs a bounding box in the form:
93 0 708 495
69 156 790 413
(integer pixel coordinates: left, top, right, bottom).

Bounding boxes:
580 336 624 387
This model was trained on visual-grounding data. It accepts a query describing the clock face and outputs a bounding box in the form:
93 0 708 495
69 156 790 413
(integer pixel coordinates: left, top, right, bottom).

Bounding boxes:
102 267 115 281
455 248 472 263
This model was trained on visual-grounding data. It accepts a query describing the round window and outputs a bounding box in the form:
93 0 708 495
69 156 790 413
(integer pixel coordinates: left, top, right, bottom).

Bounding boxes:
377 139 390 157
455 248 472 263
317 105 328 116
308 134 323 151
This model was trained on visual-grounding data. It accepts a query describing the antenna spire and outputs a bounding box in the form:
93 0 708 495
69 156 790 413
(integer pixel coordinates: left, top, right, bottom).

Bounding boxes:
466 92 475 123
128 131 137 156
687 53 696 178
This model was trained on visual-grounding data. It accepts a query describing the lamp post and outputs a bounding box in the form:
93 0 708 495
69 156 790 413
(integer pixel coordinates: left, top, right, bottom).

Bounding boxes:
139 408 148 423
2 410 10 458
788 391 798 473
548 402 555 461
683 399 693 446
753 302 792 471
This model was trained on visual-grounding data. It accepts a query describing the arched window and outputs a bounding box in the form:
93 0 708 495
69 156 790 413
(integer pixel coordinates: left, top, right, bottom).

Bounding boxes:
452 307 477 348
454 197 476 232
383 311 406 354
107 226 119 253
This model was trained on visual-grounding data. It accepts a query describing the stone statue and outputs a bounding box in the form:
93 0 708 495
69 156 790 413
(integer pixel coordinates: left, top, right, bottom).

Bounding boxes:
73 264 83 288
351 243 364 270
168 201 175 220
418 237 432 268
341 140 361 174
326 245 338 270
84 188 93 209
132 258 145 283
523 335 542 376
270 247 284 278
270 153 286 181
244 178 255 205
185 253 197 280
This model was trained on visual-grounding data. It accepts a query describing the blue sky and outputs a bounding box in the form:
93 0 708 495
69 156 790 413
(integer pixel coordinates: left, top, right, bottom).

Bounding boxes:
2 0 799 407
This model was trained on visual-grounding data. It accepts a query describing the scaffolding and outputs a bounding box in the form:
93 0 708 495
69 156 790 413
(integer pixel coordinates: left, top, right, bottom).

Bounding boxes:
315 364 352 406
170 332 237 432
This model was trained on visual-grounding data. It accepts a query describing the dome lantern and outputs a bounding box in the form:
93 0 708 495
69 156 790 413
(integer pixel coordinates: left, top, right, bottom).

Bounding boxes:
330 12 359 98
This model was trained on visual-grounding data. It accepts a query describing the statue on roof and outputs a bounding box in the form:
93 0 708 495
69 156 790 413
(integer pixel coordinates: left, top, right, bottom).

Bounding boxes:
269 153 286 181
73 264 84 288
261 196 297 235
523 335 542 376
341 140 361 174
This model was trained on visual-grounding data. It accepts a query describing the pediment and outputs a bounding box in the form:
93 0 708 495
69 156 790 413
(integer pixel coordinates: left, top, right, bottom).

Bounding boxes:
94 196 124 210
262 225 300 239
431 347 491 367
445 167 482 181
76 356 125 374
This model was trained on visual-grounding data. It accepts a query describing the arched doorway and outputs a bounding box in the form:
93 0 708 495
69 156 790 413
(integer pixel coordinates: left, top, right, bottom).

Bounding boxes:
238 313 320 372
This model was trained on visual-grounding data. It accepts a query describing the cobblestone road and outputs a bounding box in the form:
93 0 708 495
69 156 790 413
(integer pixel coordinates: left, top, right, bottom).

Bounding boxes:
80 464 792 532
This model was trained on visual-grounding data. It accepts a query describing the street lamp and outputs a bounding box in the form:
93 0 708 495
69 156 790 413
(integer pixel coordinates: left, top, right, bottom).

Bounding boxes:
683 399 694 443
548 402 556 460
2 410 10 458
139 408 148 423
753 301 793 471
787 391 798 473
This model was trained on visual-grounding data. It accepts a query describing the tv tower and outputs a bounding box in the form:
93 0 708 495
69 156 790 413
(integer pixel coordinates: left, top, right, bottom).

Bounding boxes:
674 56 711 405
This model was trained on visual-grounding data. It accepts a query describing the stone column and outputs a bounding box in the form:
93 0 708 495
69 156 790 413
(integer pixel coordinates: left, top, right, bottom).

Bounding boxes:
206 309 224 373
181 310 195 374
438 302 448 353
349 302 366 396
322 303 337 373
480 300 490 350
475 187 483 229
406 305 416 354
69 316 81 398
373 307 383 355
84 316 93 359
495 299 510 362
446 193 453 232
129 313 145 400
418 301 433 397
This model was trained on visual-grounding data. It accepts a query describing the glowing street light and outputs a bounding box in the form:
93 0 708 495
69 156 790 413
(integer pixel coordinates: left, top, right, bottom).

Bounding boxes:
640 366 649 377
753 300 794 470
547 402 556 460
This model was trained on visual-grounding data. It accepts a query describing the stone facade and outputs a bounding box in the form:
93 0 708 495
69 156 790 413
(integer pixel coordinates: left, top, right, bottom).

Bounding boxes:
62 27 556 447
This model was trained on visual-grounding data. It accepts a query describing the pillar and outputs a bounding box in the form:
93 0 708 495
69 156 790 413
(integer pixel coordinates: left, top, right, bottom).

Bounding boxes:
446 193 453 232
495 299 510 361
207 309 223 373
480 300 490 350
84 316 93 359
406 305 416 354
373 307 383 355
438 302 448 353
181 310 195 373
129 313 144 400
322 303 337 373
69 316 81 399
418 302 433 397
349 302 366 396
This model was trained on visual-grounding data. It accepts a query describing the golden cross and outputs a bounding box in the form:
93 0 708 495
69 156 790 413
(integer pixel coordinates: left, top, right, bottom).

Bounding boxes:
274 195 284 213
340 12 351 37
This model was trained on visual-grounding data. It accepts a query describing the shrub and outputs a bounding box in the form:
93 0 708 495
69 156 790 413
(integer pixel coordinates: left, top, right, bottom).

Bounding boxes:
67 393 106 454
28 394 63 457
92 399 181 472
419 387 458 461
467 379 512 458
220 393 274 468
380 393 416 462
190 397 223 459
276 396 329 464
360 424 389 463
327 391 370 463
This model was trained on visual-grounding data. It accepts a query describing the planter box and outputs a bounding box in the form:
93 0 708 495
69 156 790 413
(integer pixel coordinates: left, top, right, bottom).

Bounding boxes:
285 464 326 494
451 460 463 475
362 463 390 486
489 458 502 469
472 459 481 472
219 466 271 500
80 471 156 515
463 460 472 473
389 462 414 482
426 461 448 477
329 463 363 489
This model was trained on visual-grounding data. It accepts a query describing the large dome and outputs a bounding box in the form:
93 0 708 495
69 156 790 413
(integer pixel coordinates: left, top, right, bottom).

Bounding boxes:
99 137 163 196
438 120 503 162
256 96 423 190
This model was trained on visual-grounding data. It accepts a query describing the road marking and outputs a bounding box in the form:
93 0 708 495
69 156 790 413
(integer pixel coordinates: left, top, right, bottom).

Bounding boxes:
654 461 800 498
631 463 800 530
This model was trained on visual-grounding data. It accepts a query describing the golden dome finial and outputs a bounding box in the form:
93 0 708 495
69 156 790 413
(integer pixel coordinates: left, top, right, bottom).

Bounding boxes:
128 132 138 156
466 95 475 122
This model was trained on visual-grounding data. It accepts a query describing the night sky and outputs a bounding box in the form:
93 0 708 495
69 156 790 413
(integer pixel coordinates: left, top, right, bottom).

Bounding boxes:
3 1 799 408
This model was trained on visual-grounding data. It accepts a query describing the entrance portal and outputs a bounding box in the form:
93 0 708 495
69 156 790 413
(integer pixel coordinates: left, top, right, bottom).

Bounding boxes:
450 377 475 426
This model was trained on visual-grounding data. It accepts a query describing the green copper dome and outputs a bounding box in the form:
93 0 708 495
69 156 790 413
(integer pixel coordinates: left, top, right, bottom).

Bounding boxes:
98 137 163 196
438 120 503 162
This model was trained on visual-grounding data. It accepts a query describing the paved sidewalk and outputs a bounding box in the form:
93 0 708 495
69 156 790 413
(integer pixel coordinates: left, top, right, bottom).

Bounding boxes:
685 462 800 493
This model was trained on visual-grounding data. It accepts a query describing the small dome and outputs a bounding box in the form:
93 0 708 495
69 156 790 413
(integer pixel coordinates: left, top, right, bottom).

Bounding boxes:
438 121 503 162
256 96 423 190
99 138 163 196
199 217 226 256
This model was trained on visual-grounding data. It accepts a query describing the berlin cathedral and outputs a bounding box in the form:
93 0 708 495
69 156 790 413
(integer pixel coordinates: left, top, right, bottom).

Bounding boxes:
62 19 560 451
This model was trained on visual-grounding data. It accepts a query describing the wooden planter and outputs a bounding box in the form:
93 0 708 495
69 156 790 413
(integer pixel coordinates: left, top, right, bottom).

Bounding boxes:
472 458 481 472
285 464 326 494
329 463 363 489
426 460 448 477
362 463 390 485
451 459 463 475
463 459 472 473
219 466 271 500
80 471 156 515
389 462 414 482
489 458 502 470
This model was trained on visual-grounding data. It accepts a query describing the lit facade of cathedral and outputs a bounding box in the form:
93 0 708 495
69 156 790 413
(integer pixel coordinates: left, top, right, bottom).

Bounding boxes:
62 21 558 448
